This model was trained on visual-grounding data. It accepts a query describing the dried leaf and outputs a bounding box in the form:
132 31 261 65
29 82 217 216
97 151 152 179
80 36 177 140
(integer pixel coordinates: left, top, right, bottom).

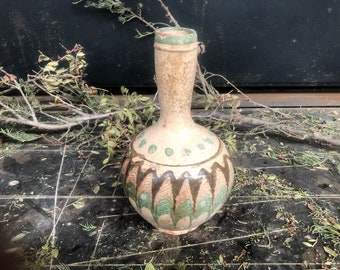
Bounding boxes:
71 198 85 209
61 79 75 85
144 263 156 270
38 52 51 62
43 61 59 72
303 242 314 248
111 181 121 188
284 237 293 244
11 232 29 242
218 254 224 264
92 184 100 194
107 141 117 148
51 248 59 258
76 51 85 58
55 67 68 74
267 174 277 181
103 157 110 165
323 246 338 257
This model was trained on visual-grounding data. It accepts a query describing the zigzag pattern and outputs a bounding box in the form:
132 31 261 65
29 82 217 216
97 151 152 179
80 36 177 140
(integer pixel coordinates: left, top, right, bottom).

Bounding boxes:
121 153 233 232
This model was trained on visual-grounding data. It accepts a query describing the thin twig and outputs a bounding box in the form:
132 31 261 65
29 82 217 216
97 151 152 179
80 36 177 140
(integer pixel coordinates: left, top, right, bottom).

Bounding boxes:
1 68 38 122
87 219 107 270
29 79 88 117
157 0 180 27
204 72 309 130
156 0 210 96
45 150 92 263
193 110 340 146
0 98 27 122
48 145 66 270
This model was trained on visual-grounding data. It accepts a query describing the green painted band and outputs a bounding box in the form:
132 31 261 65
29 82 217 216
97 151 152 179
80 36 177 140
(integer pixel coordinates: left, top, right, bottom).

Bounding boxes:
155 27 197 45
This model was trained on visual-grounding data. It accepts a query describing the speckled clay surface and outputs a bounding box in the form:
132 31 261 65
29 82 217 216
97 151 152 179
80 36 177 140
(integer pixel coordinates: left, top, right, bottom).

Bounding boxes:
121 27 234 235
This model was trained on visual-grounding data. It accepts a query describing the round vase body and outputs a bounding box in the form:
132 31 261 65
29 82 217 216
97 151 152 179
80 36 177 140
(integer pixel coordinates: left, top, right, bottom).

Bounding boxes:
121 27 234 235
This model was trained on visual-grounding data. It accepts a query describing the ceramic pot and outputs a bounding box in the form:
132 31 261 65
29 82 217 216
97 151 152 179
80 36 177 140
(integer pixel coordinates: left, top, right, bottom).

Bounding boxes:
121 27 234 235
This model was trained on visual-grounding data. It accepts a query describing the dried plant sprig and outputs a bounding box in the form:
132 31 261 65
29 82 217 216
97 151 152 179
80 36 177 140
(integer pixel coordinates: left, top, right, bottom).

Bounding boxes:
156 0 180 27
0 44 156 155
74 0 170 38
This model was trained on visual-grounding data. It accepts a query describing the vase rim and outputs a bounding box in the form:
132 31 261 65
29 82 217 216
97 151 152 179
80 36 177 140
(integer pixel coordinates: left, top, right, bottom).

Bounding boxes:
155 27 197 45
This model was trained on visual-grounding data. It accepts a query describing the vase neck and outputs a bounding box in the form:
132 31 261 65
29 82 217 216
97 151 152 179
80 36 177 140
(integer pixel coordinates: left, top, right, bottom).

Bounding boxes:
154 28 198 128
156 76 194 124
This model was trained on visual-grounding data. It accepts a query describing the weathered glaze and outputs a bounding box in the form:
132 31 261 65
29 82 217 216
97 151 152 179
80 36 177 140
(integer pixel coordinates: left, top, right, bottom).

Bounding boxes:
121 27 234 235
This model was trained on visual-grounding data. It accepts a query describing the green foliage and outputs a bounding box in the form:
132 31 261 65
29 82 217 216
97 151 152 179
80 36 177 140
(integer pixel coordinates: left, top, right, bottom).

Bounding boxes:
0 128 41 142
308 200 340 261
100 86 156 163
242 137 340 174
0 44 100 120
80 221 97 231
57 263 71 270
0 44 157 163
36 44 97 107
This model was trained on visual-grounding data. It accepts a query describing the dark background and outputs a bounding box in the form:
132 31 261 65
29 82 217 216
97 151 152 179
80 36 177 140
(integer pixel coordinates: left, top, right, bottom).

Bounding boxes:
0 0 339 92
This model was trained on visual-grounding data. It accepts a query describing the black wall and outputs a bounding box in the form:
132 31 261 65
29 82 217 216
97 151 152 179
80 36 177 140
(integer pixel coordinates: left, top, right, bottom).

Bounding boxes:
0 0 339 91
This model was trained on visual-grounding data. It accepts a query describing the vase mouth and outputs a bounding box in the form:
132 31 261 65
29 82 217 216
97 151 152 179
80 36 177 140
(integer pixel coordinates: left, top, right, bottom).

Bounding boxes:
155 27 197 45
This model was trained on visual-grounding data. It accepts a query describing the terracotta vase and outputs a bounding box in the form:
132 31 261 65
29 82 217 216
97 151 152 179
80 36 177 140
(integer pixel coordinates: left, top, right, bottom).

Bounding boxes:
121 27 234 235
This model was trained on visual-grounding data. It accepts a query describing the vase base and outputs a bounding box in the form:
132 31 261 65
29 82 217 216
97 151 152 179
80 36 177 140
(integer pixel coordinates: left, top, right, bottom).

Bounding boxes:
157 226 198 235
